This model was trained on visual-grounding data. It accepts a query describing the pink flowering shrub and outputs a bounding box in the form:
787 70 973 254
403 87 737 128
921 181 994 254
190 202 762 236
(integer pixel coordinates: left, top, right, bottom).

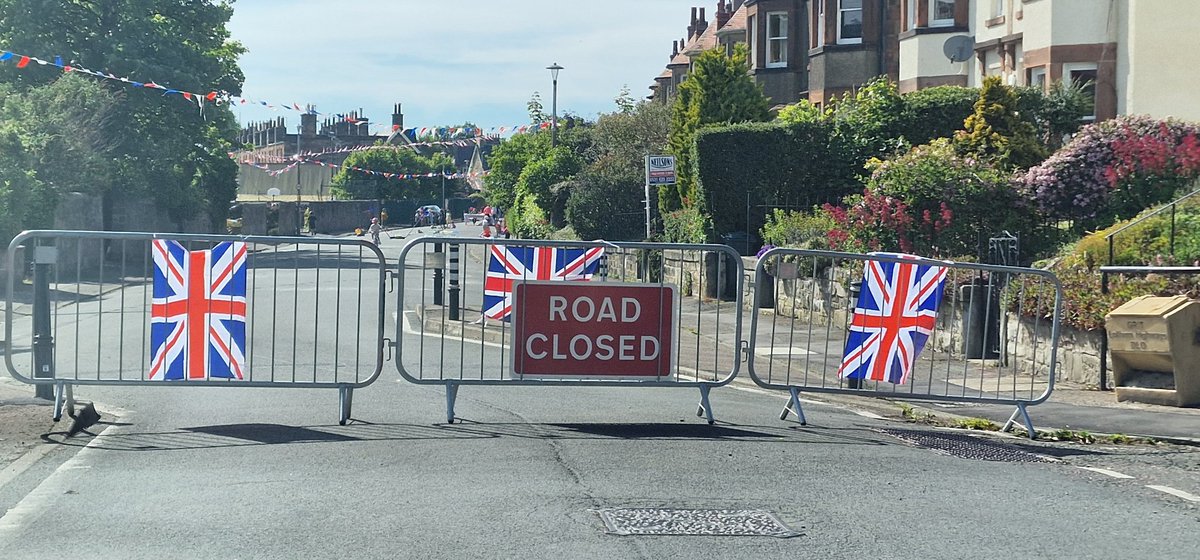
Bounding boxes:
1019 116 1200 230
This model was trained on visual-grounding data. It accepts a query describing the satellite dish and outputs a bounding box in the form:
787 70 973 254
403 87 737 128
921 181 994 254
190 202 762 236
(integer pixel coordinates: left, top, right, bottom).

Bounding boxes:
266 187 282 198
943 35 974 63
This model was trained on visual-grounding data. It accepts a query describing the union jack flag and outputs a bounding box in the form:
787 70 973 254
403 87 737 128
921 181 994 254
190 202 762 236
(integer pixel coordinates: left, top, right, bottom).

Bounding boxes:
838 254 947 385
149 240 248 381
483 245 604 321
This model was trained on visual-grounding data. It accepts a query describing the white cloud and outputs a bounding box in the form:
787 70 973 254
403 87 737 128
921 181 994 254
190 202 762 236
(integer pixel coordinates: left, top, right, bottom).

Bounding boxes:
227 0 698 128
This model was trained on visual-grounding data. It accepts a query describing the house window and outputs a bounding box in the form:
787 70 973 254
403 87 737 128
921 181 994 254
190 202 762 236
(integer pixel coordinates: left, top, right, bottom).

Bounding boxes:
1065 63 1099 122
1027 66 1047 90
814 1 826 47
991 0 1005 18
767 12 788 67
838 0 863 44
931 0 956 26
749 15 757 67
906 0 916 31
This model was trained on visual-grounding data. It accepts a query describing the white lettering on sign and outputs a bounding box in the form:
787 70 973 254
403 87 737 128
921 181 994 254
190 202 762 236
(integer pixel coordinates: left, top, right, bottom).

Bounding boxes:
523 333 662 361
547 295 644 323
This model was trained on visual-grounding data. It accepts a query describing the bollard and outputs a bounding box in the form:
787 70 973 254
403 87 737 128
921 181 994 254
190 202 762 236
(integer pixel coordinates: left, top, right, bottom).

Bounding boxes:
433 242 444 306
448 243 460 320
31 245 55 400
845 279 863 390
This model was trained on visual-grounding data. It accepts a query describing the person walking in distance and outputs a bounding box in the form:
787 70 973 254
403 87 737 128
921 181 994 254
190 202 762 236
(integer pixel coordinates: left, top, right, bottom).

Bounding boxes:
368 217 382 245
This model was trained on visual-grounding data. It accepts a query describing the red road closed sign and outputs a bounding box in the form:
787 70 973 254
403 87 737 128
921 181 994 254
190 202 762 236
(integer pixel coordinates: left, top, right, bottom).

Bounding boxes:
511 281 676 379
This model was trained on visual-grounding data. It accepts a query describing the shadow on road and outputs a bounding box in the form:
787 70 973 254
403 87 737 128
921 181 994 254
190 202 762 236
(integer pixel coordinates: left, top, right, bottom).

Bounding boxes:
40 420 898 451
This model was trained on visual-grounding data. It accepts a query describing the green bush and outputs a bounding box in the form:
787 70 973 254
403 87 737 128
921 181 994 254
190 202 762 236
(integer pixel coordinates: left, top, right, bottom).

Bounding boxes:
661 205 711 244
760 207 835 250
693 120 859 237
865 139 1036 257
898 86 977 146
565 166 646 241
1071 190 1200 266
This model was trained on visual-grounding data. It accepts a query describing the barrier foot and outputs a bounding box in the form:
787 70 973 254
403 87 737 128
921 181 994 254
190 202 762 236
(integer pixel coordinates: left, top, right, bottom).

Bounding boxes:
779 387 807 425
696 384 715 425
446 383 459 424
65 383 76 419
1002 403 1037 440
338 386 353 426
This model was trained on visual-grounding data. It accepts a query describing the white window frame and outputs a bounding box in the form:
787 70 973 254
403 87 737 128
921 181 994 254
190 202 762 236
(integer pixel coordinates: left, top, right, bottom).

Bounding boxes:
766 11 788 68
1064 62 1099 122
1028 66 1047 90
749 15 758 67
906 0 917 31
991 0 1005 19
837 0 863 45
930 0 956 27
815 1 826 47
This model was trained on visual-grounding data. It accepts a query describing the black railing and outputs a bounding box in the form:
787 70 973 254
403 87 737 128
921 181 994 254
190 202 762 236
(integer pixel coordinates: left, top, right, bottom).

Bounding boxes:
1105 184 1200 266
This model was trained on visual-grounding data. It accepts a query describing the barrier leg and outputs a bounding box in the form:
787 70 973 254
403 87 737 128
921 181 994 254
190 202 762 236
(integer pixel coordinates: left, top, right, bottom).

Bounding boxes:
65 383 76 419
1002 403 1037 440
338 386 354 426
446 383 459 424
779 387 807 425
52 381 66 422
695 384 715 425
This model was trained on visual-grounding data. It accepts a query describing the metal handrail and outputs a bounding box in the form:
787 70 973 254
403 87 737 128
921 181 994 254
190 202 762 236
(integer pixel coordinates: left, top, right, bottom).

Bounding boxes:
1105 183 1200 265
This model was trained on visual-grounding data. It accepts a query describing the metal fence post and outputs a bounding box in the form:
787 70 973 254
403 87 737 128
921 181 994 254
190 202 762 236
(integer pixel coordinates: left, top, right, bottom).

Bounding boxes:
845 279 863 390
433 242 444 306
448 243 460 321
31 244 55 400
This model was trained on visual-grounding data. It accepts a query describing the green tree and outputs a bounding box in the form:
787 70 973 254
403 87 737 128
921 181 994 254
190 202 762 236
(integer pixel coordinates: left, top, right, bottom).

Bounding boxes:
665 44 770 211
953 76 1047 169
0 0 246 230
508 146 581 237
482 131 550 208
330 147 456 208
614 85 636 114
527 91 547 124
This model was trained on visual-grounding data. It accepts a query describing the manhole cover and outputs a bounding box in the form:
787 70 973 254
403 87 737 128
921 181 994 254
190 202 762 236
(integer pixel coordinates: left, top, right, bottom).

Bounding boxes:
880 428 1052 463
596 508 800 537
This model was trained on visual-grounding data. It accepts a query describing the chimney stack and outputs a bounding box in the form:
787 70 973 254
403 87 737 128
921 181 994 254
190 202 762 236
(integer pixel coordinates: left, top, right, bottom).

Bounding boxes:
301 105 316 138
672 40 679 58
696 7 708 35
716 1 731 29
688 7 697 37
392 103 404 130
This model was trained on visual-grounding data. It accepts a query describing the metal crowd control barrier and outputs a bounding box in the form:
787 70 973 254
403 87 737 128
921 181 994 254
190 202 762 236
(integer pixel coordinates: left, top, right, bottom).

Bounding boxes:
749 249 1063 438
394 237 744 424
5 230 389 424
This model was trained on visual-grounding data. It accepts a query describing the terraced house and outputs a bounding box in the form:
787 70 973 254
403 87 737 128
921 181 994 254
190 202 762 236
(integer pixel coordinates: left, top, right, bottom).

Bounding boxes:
651 0 1200 122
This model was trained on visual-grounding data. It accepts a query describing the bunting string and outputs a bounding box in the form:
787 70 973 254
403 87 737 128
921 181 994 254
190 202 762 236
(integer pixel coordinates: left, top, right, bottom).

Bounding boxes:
233 136 501 165
1 46 557 137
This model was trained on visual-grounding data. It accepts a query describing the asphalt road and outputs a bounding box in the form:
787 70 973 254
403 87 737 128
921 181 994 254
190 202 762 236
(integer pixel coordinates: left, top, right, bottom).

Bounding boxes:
1 225 1198 559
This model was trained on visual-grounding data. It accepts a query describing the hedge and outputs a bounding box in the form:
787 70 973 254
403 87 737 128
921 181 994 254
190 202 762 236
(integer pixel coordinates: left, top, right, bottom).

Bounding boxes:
693 121 860 237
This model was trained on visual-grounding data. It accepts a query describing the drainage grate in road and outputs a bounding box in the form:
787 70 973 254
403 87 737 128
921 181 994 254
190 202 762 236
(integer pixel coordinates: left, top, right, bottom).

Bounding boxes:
596 508 801 538
880 428 1053 463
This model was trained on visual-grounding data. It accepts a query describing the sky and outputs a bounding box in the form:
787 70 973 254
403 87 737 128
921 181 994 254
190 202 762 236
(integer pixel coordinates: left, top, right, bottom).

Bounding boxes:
226 0 700 132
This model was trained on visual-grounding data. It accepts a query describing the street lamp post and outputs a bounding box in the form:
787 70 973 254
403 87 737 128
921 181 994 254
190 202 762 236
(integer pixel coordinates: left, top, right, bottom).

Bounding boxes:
546 63 563 147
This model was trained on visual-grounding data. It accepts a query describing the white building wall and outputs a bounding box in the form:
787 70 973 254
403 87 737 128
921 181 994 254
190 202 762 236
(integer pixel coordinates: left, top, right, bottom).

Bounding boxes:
1048 0 1111 46
1118 0 1200 121
899 33 971 84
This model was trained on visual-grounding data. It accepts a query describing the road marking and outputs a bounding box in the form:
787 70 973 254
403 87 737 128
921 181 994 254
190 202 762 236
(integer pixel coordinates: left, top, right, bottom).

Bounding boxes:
1146 485 1200 502
1077 466 1134 479
852 410 886 420
0 418 120 540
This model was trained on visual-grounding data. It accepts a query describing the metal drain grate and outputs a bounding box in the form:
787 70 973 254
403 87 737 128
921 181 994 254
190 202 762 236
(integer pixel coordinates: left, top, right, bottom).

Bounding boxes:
881 428 1053 463
596 508 801 538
